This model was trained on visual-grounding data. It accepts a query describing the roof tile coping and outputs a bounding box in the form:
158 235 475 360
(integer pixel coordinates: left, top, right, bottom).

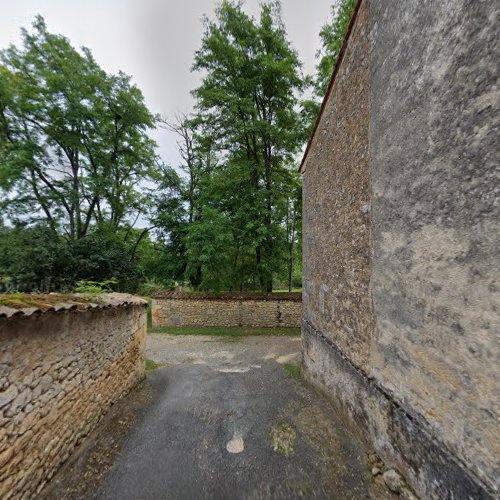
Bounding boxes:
151 291 302 302
0 293 147 319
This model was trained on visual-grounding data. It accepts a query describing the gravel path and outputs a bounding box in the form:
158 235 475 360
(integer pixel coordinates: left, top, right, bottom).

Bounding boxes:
146 334 303 371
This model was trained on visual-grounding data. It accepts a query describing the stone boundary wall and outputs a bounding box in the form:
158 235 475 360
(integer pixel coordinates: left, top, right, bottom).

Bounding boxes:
152 292 302 328
0 294 147 499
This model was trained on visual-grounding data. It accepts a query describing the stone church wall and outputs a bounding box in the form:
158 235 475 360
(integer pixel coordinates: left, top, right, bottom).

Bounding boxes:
301 0 499 498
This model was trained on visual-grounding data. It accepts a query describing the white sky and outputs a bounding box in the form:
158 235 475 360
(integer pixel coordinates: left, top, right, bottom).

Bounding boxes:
0 0 333 166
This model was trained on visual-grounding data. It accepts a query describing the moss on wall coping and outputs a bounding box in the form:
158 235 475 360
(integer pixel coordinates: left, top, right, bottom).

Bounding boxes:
151 291 302 302
0 292 147 319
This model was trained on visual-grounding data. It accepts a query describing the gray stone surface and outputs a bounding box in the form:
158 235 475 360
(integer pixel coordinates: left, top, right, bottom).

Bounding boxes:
383 469 404 494
301 0 499 497
303 323 494 500
369 0 500 492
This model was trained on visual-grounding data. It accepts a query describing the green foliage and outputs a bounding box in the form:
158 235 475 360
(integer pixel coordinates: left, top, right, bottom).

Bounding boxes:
145 358 166 371
0 9 308 295
315 0 357 97
0 16 157 240
0 16 164 294
69 227 143 291
0 224 143 293
74 278 118 294
0 224 73 291
283 363 302 380
185 207 235 291
153 0 304 292
138 279 176 296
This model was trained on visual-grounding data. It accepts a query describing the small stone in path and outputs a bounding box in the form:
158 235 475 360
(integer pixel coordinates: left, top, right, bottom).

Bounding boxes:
226 435 244 454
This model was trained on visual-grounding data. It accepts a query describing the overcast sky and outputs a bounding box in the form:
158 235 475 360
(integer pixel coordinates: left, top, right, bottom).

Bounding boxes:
0 0 333 166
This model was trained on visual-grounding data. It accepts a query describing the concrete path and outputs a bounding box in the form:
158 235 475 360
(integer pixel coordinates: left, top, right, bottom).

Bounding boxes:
46 335 394 500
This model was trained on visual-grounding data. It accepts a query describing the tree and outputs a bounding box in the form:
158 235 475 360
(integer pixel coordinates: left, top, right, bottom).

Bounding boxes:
0 16 157 240
185 207 235 291
0 16 164 293
162 114 215 223
191 0 304 291
315 0 357 97
284 175 301 292
152 114 215 285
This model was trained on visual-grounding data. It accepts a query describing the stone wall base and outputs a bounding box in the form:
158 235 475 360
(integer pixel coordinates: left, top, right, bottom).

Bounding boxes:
302 321 494 500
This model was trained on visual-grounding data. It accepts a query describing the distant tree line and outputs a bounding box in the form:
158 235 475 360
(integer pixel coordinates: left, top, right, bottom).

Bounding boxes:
0 0 355 294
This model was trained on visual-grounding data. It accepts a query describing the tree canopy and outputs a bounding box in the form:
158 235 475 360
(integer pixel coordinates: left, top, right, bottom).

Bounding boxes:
0 16 157 240
0 2 354 294
315 0 357 97
153 1 304 292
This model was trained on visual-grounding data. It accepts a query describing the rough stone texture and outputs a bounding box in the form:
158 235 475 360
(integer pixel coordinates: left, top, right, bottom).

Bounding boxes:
152 293 302 329
369 0 500 493
0 295 147 499
301 0 372 371
303 324 493 500
301 0 499 498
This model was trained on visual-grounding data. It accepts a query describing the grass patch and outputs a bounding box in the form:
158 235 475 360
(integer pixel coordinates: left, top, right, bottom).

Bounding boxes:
145 358 168 371
148 326 301 338
269 419 296 456
140 296 153 329
283 363 302 380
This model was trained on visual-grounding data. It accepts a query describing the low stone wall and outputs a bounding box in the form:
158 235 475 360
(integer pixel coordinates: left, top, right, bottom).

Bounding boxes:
152 292 302 329
0 294 147 499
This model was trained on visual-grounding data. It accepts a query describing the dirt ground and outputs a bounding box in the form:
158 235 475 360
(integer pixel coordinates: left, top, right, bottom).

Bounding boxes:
146 333 303 370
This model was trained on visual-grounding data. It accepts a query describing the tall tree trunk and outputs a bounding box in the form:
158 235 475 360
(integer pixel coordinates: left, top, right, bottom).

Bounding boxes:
263 144 273 293
288 204 297 292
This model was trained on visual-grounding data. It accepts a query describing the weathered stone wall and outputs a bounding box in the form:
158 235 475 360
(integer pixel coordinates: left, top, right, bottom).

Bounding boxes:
152 293 302 328
301 0 499 498
0 295 147 499
369 0 499 495
302 0 371 371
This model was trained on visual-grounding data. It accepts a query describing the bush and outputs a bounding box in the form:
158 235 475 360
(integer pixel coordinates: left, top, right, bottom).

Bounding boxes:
138 279 176 296
0 224 144 293
69 231 143 292
0 225 73 292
